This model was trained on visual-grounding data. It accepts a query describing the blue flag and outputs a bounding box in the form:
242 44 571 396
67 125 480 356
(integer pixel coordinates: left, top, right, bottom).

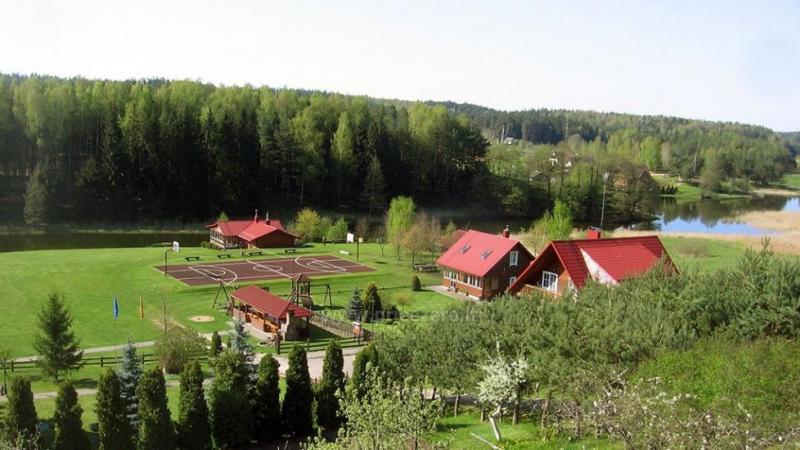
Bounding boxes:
113 296 119 320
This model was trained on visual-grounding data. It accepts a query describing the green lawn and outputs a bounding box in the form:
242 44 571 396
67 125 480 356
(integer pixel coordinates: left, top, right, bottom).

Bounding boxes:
660 235 749 272
653 175 749 201
778 173 800 190
0 243 448 357
429 407 617 449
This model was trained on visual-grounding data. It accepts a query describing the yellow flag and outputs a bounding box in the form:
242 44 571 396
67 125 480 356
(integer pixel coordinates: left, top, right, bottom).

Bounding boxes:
139 296 144 320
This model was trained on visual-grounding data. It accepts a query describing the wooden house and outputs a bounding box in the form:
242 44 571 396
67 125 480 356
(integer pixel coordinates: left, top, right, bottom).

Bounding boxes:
436 228 534 300
230 286 312 340
207 211 297 249
507 232 675 297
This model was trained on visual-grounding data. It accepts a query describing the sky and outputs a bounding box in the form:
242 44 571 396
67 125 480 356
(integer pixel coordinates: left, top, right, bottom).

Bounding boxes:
1 0 798 131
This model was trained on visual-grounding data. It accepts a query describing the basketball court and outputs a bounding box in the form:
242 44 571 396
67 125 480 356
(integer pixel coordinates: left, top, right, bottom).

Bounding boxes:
156 254 374 286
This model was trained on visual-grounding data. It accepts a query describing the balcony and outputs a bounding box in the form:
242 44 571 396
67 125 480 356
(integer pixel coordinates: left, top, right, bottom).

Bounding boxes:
518 283 561 297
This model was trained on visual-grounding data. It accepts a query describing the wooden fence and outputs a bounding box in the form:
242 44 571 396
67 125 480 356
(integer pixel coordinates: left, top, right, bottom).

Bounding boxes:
6 352 208 373
309 313 373 341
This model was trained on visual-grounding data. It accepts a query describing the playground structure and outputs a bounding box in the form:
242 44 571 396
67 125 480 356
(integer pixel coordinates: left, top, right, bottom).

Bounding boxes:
288 273 332 308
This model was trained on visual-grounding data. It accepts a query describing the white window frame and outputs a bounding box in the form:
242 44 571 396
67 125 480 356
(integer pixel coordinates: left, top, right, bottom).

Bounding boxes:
509 276 517 287
542 271 558 292
509 250 519 267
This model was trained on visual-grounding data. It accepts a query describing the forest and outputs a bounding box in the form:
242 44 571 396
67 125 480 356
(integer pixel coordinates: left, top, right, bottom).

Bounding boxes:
0 73 795 226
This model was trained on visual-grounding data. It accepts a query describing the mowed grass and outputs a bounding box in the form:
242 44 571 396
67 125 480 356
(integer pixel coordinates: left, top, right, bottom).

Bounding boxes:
778 173 800 190
660 235 749 272
0 243 448 357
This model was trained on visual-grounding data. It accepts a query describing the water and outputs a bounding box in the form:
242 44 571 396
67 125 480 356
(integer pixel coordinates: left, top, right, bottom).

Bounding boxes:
635 196 799 235
0 231 207 253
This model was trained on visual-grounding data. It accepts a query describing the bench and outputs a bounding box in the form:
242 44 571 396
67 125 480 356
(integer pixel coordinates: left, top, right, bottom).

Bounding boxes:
184 256 201 262
413 263 438 273
247 251 263 256
217 253 233 259
284 248 297 254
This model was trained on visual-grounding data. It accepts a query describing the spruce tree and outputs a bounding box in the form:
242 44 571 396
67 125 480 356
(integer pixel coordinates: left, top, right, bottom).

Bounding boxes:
315 340 345 430
252 356 281 442
345 288 362 322
33 292 83 381
136 367 175 450
117 341 142 432
3 376 37 444
209 350 252 448
349 344 378 399
177 361 211 450
96 368 134 450
209 331 222 358
230 319 254 364
363 283 382 322
52 381 91 450
281 345 313 436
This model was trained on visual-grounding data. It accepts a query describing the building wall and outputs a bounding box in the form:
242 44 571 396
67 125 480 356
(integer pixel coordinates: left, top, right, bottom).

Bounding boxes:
440 243 533 299
248 231 296 248
516 250 572 295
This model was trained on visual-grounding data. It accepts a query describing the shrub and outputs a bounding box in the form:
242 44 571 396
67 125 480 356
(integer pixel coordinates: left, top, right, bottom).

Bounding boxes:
154 325 206 374
411 275 422 291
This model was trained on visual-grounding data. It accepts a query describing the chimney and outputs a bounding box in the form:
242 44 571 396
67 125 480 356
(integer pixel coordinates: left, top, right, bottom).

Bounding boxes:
254 209 259 223
501 225 510 239
265 211 270 225
587 228 602 240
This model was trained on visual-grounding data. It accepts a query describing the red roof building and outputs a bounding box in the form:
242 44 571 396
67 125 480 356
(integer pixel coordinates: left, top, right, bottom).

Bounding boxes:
207 212 296 249
230 285 312 340
436 228 534 299
507 232 676 297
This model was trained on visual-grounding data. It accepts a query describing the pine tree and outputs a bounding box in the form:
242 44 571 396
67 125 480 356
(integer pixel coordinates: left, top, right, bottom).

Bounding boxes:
33 292 83 381
315 340 345 430
252 356 281 442
231 319 254 364
209 350 252 448
349 344 379 399
23 164 47 225
209 331 222 358
361 156 386 217
363 283 382 322
177 361 211 450
281 345 314 436
136 367 175 450
117 341 142 432
96 368 134 450
345 288 362 322
3 376 37 444
52 381 91 450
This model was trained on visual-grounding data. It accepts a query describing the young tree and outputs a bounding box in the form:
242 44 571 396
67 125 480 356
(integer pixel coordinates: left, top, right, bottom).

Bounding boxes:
209 331 222 358
53 381 91 450
332 111 356 203
325 217 349 242
177 361 211 450
33 292 83 381
522 199 573 254
400 213 440 265
476 346 529 441
315 340 345 431
293 208 322 242
209 350 252 449
117 341 142 432
345 288 363 322
362 283 383 322
252 356 281 442
136 367 175 450
348 344 379 400
96 369 134 450
281 345 313 436
3 376 37 444
385 196 416 259
154 325 206 374
0 347 10 396
230 319 255 364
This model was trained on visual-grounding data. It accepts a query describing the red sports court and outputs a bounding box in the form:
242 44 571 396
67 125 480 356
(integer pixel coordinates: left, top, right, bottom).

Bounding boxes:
157 255 373 286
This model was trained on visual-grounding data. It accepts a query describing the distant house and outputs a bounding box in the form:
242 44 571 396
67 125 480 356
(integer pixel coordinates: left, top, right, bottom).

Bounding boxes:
437 228 534 300
206 211 296 249
503 137 516 145
230 285 312 340
507 231 675 297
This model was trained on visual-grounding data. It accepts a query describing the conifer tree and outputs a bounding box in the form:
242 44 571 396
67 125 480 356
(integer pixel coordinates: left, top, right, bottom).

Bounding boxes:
209 331 222 358
315 340 345 430
363 283 382 322
33 292 83 381
345 288 362 322
230 319 254 364
177 361 211 450
281 345 314 436
117 341 142 432
52 381 91 450
23 164 47 225
96 368 134 450
136 367 175 450
349 344 379 399
252 356 281 442
3 376 37 444
209 350 252 448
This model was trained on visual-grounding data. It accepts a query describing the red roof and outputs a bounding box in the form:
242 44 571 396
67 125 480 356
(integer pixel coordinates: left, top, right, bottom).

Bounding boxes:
436 230 532 277
508 235 674 293
231 285 313 321
207 219 295 241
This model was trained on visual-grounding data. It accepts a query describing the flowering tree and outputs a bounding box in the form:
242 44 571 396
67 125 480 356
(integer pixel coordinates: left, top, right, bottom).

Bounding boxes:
476 345 529 442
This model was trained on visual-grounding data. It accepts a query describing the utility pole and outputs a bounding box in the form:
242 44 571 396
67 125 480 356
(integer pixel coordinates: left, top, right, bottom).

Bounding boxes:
600 172 609 229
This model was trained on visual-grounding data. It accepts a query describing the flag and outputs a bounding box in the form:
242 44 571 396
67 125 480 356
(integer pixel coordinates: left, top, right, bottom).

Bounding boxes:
113 296 119 320
139 296 144 320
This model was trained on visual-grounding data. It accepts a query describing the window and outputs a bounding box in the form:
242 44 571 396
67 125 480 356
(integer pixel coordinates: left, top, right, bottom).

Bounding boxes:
459 245 471 254
509 276 517 286
509 250 519 267
479 249 493 260
541 271 558 292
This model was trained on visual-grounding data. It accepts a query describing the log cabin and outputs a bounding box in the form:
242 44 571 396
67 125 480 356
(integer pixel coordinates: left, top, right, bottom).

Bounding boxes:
207 211 297 249
230 285 312 340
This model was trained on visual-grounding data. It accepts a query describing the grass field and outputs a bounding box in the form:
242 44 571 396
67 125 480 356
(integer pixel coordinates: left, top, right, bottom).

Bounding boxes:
0 243 448 358
779 173 800 190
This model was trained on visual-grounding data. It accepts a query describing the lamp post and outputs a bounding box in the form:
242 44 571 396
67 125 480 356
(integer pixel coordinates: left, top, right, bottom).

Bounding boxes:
600 172 609 230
